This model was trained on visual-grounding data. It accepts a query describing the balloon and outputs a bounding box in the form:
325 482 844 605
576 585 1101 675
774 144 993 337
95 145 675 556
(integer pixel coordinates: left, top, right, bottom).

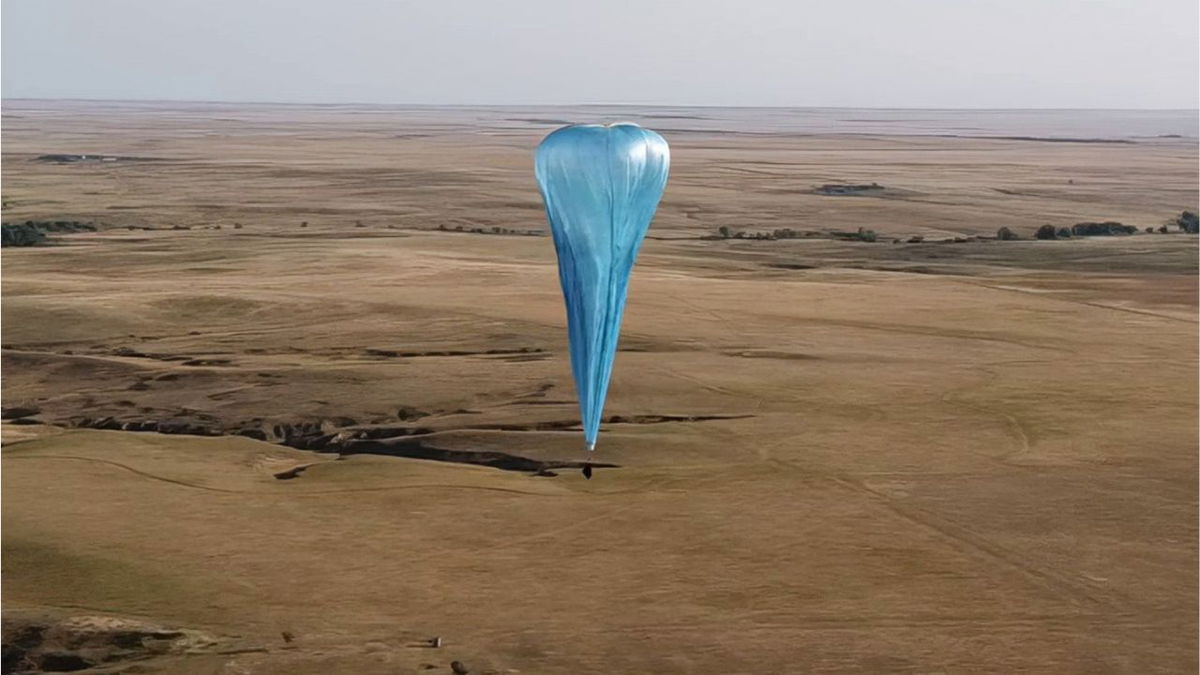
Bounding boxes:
534 123 670 452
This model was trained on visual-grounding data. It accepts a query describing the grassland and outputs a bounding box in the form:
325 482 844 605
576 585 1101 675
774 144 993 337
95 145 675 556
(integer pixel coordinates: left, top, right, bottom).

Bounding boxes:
1 101 1196 674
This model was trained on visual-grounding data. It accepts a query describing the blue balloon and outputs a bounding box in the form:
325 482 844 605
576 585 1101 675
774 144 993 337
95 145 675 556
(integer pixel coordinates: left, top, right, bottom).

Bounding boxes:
535 123 670 452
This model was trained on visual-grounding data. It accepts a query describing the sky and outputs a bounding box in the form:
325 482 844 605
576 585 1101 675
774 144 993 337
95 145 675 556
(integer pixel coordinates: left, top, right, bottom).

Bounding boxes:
2 0 1197 108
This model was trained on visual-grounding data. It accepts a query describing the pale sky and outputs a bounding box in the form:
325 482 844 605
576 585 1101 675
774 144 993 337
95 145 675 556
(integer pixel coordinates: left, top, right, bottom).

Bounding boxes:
2 0 1197 108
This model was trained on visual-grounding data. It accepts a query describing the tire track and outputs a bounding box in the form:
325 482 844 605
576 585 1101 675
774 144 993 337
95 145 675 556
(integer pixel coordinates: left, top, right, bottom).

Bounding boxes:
822 471 1124 610
469 611 1155 638
2 454 561 497
938 364 1037 466
960 280 1195 325
5 455 246 494
3 454 669 499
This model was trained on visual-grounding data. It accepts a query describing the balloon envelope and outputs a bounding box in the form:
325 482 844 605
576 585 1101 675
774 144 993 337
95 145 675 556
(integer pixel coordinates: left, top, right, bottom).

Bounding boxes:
535 123 670 451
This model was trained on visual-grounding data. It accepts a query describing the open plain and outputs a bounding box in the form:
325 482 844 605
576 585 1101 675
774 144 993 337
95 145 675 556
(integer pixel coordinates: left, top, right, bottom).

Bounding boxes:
1 101 1197 674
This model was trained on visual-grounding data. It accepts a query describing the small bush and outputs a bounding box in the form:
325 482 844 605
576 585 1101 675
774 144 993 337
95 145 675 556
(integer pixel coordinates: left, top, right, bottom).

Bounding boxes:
1 224 47 247
1176 210 1198 234
1072 222 1137 236
1034 224 1057 240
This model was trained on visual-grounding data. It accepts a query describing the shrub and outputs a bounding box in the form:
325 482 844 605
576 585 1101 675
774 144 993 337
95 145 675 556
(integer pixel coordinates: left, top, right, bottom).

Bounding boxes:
1176 211 1198 234
1034 224 1057 240
1072 222 1137 236
1 224 47 247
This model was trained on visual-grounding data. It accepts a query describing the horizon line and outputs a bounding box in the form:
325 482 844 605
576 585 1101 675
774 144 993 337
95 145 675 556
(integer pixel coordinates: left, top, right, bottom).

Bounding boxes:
3 96 1198 113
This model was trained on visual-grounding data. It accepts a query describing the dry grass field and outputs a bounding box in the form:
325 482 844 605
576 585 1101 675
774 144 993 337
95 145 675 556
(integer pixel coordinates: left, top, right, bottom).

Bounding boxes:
1 101 1197 674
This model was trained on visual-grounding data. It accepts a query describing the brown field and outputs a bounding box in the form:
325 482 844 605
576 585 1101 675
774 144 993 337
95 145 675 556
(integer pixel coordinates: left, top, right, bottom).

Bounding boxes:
1 101 1197 674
